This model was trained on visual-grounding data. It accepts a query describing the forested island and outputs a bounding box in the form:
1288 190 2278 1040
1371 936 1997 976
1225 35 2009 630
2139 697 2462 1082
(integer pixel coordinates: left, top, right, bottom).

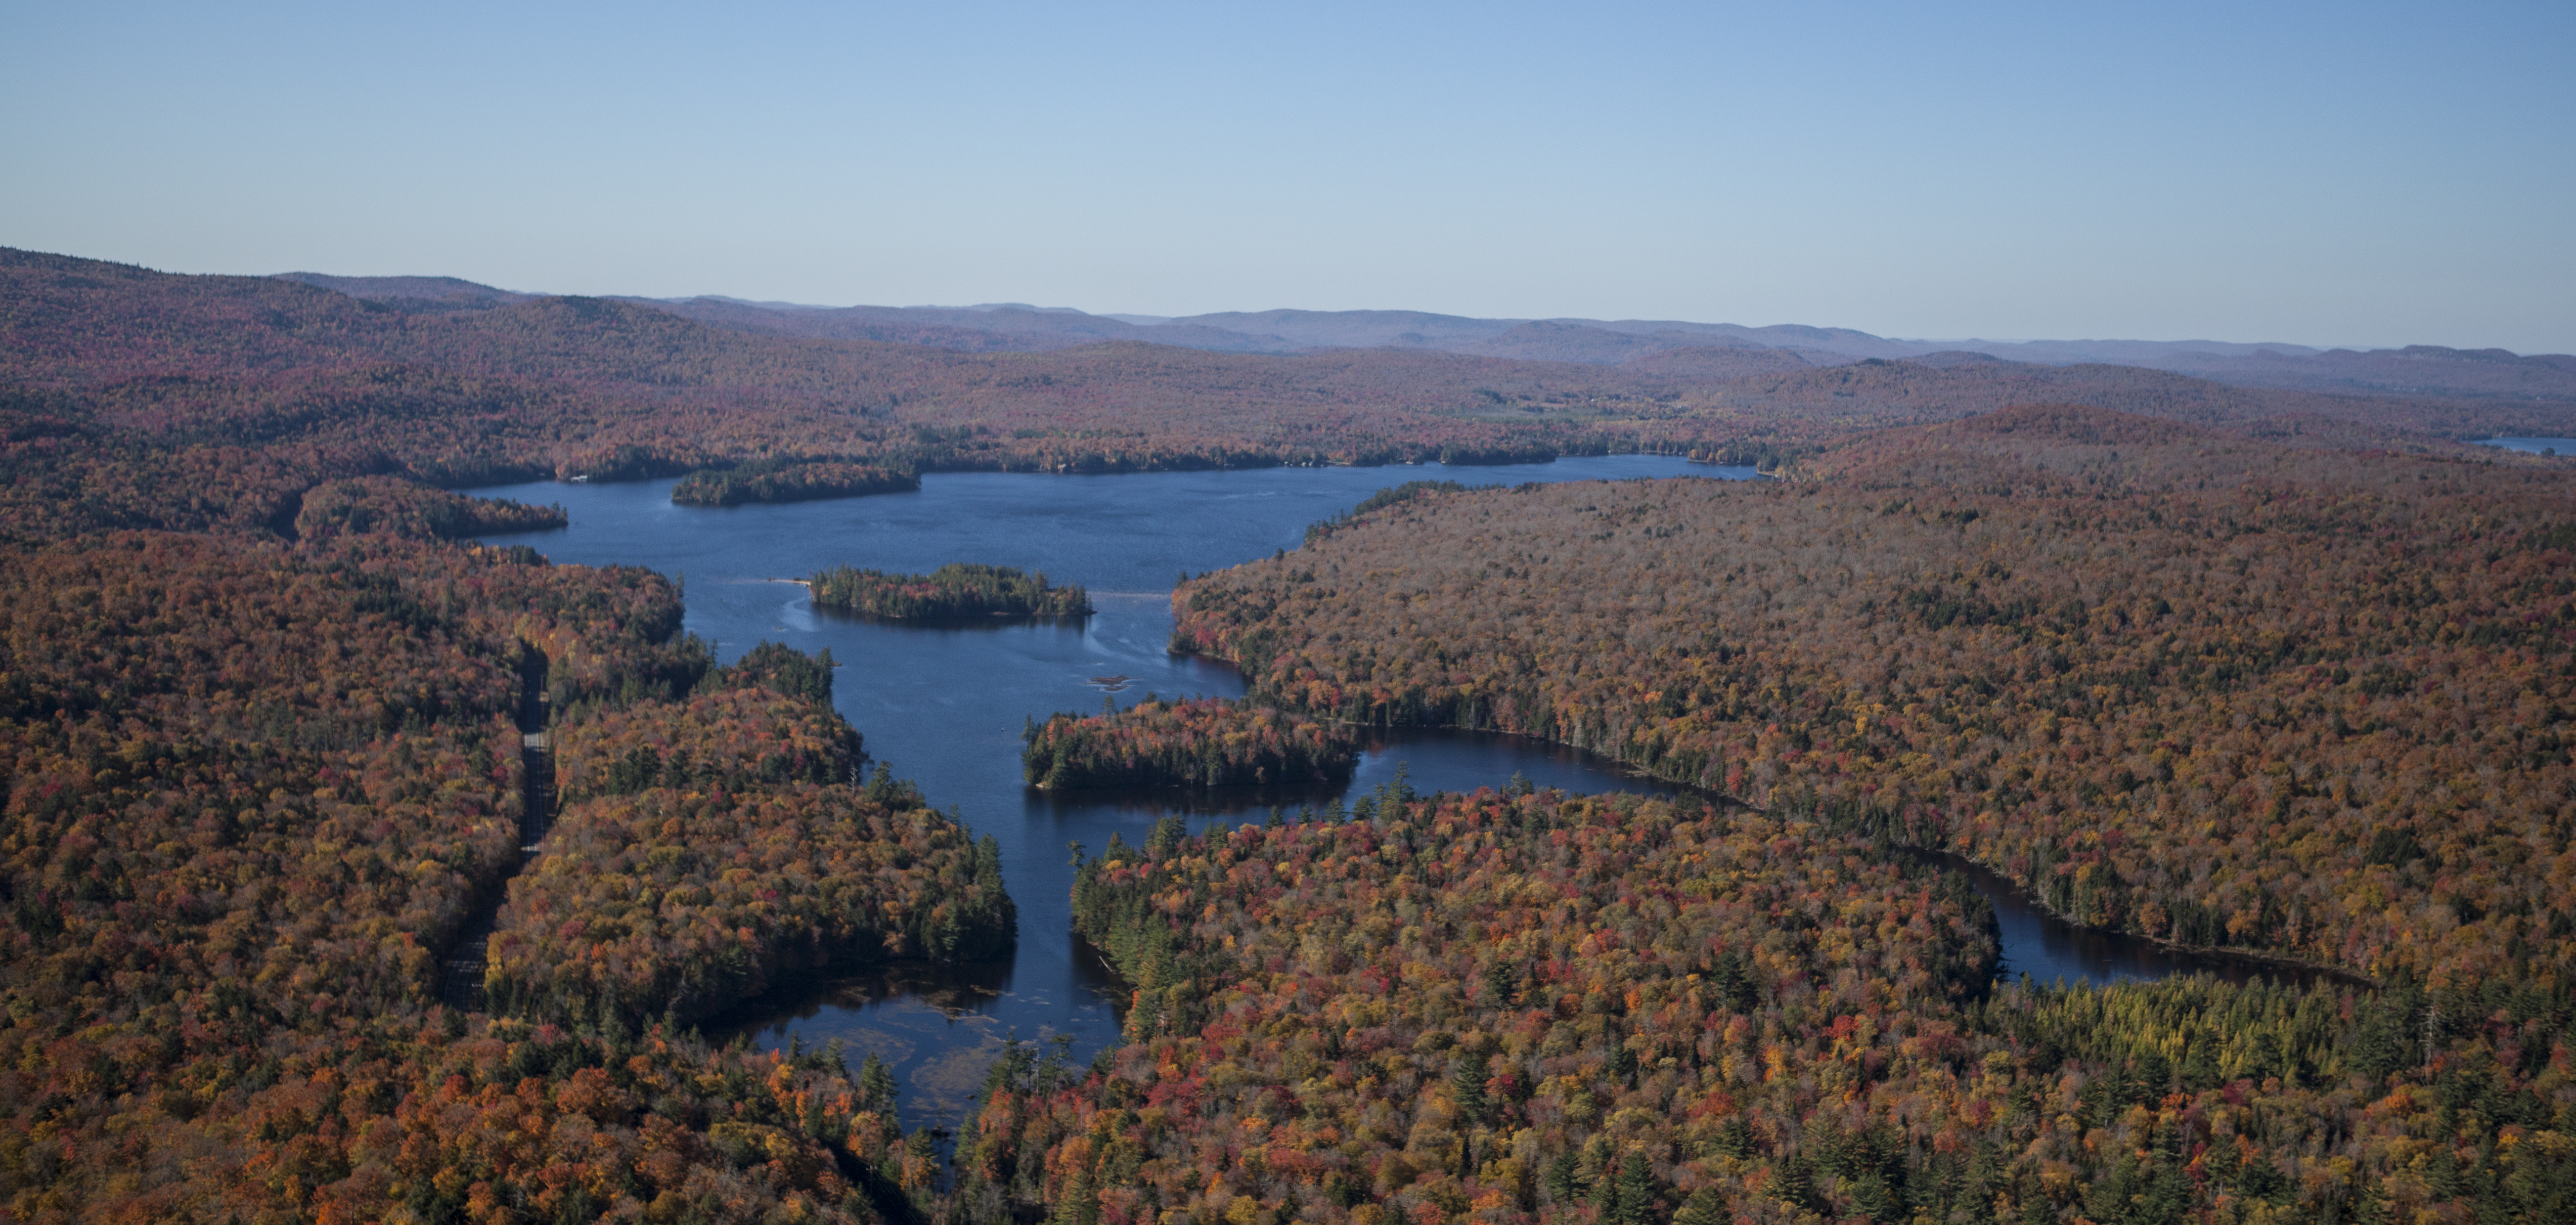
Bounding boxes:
670 457 919 506
810 562 1091 620
1022 696 1360 788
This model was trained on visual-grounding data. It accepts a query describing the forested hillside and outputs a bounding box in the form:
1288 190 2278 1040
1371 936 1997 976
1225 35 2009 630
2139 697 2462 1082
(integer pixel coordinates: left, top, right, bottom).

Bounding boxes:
963 795 2576 1224
0 412 1000 1220
7 247 2562 506
12 238 2576 1223
489 685 1015 1031
290 277 2576 403
1174 405 2576 986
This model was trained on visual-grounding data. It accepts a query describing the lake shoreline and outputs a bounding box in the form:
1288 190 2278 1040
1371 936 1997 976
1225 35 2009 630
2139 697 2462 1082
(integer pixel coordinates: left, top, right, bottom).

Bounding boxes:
459 454 2304 1121
1200 688 2376 990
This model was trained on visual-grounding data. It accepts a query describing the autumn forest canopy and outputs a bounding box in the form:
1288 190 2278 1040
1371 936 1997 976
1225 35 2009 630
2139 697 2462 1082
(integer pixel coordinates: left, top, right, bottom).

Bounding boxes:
1 243 2576 1222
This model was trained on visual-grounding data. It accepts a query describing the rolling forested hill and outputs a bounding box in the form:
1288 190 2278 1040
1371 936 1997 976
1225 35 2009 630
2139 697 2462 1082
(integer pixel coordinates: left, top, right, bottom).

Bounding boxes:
967 404 2576 1223
0 353 1013 1218
1174 404 2576 985
8 246 2566 509
963 791 2538 1225
267 267 2576 403
0 529 1004 1221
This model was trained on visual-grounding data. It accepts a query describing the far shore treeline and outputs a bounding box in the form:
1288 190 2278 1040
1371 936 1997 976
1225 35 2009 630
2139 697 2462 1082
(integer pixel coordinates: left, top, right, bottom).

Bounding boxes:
808 562 1091 620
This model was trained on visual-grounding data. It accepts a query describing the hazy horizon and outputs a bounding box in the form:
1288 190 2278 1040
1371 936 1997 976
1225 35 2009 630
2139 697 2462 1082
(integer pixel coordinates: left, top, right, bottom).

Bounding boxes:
230 268 2500 355
6 0 2569 351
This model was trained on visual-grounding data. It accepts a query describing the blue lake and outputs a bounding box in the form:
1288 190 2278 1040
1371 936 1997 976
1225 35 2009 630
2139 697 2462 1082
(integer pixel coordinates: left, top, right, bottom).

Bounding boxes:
2478 437 2576 455
473 456 2319 1129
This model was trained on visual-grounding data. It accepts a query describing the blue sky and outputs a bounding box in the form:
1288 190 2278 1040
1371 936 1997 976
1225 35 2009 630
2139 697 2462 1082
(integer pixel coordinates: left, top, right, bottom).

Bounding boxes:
4 0 2569 350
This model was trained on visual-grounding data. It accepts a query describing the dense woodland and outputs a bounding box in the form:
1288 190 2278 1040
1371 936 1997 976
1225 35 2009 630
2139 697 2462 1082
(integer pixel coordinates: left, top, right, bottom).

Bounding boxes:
292 475 567 541
961 794 2576 1224
810 563 1091 621
0 439 999 1220
1174 406 2576 988
496 684 1015 1029
7 247 2566 508
10 239 2576 1222
1023 697 1361 789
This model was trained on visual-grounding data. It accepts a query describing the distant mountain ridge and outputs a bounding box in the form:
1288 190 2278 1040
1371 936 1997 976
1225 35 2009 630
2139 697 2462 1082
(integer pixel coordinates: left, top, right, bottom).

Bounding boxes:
267 270 2576 403
272 271 532 309
9 244 2574 509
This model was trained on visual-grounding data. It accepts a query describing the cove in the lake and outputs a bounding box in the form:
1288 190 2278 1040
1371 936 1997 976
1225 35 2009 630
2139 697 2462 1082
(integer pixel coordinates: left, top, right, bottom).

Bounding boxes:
1905 849 2364 993
473 457 2337 1131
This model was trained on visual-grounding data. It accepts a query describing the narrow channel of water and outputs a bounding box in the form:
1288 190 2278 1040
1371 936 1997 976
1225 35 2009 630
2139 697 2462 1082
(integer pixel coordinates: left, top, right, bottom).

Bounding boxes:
470 458 2328 1131
1905 849 2356 991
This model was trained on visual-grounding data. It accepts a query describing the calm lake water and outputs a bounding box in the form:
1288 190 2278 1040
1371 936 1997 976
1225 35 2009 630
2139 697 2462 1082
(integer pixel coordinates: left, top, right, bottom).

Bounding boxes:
472 457 2316 1129
2478 437 2576 455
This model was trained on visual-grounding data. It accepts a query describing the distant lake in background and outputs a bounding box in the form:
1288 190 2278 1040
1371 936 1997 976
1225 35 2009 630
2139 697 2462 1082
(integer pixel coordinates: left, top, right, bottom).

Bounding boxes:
2478 438 2576 455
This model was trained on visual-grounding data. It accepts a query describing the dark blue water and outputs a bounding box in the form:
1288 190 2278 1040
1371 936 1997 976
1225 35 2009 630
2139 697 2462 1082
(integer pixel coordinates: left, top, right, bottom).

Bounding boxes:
472 458 1727 1124
1908 851 2349 993
469 457 2307 1128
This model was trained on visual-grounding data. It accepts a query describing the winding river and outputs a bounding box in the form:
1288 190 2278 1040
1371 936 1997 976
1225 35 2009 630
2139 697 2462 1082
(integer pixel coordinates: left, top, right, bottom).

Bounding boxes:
473 457 2322 1130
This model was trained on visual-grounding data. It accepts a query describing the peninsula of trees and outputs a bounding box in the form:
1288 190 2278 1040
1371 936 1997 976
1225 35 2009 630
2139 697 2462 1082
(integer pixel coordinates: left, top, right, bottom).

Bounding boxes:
1022 696 1361 788
0 467 1002 1221
957 791 2558 1225
491 686 1015 1030
1173 405 2576 986
810 562 1091 620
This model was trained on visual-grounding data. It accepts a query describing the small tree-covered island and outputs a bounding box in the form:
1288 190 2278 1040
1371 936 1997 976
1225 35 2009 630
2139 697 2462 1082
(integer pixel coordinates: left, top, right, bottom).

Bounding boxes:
671 458 919 506
1023 695 1361 788
809 562 1092 620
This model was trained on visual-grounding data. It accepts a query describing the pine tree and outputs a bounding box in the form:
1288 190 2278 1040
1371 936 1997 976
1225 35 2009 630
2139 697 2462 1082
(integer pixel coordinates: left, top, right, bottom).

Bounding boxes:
1672 1187 1727 1225
859 1052 898 1112
1449 1051 1490 1125
1613 1152 1657 1225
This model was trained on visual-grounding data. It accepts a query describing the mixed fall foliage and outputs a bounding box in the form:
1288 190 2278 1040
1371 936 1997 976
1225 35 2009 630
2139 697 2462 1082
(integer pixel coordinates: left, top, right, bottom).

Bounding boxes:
1174 405 2576 986
0 437 1005 1221
1023 697 1361 790
670 459 920 507
809 563 1092 621
963 794 2576 1224
7 246 2564 514
12 238 2576 1223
